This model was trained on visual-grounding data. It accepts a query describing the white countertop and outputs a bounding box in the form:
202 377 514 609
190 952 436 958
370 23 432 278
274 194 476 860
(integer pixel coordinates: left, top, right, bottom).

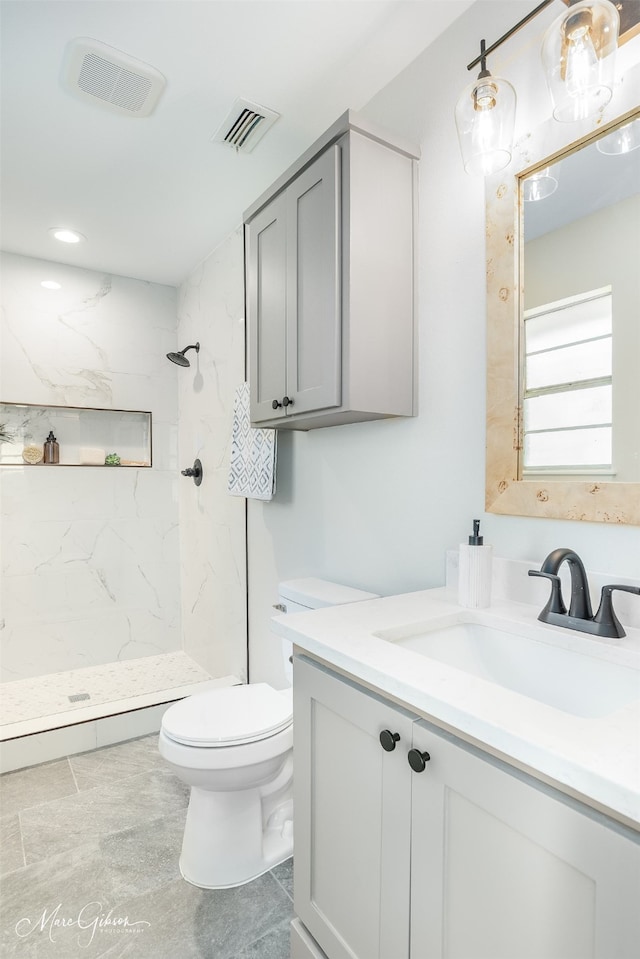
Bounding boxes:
272 588 640 831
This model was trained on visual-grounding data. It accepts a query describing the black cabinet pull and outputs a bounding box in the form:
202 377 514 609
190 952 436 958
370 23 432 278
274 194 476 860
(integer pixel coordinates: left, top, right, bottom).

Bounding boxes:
282 395 294 407
408 748 431 773
272 399 282 410
379 730 400 752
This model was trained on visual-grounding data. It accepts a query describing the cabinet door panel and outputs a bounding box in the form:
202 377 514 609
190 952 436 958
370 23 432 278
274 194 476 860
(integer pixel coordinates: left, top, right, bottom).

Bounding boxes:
286 146 341 415
410 722 640 959
294 657 415 959
247 194 287 421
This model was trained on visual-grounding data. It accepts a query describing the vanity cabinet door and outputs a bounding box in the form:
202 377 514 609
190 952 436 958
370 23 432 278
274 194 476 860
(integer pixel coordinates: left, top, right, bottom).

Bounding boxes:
409 720 640 959
294 656 417 959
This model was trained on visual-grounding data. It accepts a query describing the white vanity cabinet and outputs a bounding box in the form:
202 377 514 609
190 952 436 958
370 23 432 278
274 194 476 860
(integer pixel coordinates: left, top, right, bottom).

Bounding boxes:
293 655 640 959
244 111 418 430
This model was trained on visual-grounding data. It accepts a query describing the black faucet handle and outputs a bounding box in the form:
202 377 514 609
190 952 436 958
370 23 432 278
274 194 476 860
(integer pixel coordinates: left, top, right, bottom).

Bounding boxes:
593 585 640 639
528 570 567 616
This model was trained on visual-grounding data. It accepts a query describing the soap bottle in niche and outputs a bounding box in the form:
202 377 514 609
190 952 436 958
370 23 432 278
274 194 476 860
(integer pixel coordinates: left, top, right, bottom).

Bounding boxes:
43 431 59 465
458 519 493 608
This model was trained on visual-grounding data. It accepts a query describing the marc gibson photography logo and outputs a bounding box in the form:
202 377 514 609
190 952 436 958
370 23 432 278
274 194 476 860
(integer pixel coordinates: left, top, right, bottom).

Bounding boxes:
15 901 151 948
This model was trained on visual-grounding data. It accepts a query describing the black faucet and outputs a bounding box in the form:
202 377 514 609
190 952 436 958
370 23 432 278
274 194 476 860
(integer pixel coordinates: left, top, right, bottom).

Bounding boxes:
529 548 640 639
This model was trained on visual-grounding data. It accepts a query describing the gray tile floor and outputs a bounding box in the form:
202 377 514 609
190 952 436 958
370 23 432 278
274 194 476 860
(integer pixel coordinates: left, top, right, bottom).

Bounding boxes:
0 734 293 958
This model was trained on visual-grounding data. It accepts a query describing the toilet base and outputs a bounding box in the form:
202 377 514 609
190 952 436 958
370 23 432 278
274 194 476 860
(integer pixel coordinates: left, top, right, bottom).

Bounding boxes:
180 848 292 890
179 785 293 889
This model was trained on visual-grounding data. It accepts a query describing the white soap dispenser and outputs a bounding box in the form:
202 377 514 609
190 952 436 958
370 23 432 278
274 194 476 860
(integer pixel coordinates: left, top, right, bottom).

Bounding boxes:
458 519 493 609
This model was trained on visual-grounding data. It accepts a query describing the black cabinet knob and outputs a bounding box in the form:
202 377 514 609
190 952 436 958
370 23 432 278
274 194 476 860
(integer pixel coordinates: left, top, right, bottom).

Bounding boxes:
408 748 431 773
282 395 294 407
379 730 400 752
272 399 282 410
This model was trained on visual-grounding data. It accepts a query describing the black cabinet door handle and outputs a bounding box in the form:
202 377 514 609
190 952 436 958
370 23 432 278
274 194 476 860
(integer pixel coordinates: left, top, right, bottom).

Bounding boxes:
408 748 431 773
282 395 294 407
272 399 282 410
379 730 400 752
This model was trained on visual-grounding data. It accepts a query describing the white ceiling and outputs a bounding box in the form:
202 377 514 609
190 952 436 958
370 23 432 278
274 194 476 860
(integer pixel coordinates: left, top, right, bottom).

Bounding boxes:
0 0 473 287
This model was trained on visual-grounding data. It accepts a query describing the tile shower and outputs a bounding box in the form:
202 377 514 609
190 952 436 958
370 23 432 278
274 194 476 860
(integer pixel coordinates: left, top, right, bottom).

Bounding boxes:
0 233 247 763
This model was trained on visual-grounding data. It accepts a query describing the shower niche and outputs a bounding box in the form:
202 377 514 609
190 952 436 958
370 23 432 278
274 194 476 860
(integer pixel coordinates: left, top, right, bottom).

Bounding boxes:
0 402 152 467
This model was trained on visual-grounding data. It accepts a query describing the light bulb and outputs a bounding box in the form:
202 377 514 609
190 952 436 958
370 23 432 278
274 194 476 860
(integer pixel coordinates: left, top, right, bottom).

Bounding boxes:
562 11 601 118
473 105 499 175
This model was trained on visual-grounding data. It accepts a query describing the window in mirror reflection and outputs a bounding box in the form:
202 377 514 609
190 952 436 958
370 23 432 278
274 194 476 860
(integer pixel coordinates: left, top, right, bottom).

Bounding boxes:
523 288 612 473
521 118 639 483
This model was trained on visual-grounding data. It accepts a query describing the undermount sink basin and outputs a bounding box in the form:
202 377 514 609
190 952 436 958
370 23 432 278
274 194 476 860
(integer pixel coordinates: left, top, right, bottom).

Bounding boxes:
375 617 640 719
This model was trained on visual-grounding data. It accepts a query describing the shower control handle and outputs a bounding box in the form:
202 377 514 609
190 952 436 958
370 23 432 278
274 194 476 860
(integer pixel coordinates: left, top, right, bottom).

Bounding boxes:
379 730 400 752
408 748 431 773
181 458 203 486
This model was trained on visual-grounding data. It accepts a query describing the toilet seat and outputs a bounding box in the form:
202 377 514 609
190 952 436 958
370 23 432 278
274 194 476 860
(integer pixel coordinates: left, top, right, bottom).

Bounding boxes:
162 683 292 747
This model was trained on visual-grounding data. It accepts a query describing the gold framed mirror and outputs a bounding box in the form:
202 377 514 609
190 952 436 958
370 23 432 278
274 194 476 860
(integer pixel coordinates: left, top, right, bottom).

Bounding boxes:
485 62 640 525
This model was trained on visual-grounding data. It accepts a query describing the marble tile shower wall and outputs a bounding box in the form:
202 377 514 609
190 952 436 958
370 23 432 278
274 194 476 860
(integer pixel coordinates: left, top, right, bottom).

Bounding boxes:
176 227 247 682
0 252 181 682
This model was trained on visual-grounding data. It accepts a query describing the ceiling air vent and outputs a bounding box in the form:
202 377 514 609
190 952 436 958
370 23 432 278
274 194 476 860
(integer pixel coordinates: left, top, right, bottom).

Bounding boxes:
63 38 166 117
212 98 280 153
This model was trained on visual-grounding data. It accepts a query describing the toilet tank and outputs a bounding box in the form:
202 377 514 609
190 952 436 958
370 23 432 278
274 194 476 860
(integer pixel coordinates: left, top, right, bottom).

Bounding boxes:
277 577 379 614
276 578 379 683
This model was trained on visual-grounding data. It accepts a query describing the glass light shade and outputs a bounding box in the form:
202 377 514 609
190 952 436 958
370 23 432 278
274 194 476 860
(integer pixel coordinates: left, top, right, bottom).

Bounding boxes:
596 117 640 154
522 166 559 202
542 0 619 123
455 73 517 176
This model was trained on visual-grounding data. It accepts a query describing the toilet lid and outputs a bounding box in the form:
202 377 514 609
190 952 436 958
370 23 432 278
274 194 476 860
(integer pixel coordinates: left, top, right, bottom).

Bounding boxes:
162 683 293 747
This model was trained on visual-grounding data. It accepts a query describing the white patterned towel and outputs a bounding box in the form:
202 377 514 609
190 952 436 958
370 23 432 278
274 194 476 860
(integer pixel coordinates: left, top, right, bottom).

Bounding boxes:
228 383 277 501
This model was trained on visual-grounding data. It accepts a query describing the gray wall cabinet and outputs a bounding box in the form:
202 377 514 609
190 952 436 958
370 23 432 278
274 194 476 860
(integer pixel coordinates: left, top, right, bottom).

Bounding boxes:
244 112 419 430
293 655 640 959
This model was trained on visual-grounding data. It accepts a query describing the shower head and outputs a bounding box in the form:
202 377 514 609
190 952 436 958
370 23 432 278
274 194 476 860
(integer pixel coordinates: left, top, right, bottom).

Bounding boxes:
167 342 200 367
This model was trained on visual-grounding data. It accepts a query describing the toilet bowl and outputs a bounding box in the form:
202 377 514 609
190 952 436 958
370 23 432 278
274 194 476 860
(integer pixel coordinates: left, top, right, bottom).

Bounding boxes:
159 683 293 888
159 578 378 889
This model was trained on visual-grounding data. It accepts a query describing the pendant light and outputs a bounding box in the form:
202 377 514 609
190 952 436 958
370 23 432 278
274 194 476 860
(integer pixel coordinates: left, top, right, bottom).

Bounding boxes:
454 0 625 176
455 40 517 177
542 0 619 122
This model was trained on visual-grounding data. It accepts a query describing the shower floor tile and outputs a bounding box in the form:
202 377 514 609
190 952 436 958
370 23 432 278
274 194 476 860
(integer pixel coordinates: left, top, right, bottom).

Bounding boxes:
0 652 214 731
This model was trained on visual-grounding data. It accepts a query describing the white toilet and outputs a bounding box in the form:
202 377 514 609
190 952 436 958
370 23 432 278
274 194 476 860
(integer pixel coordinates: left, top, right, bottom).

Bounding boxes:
158 578 378 889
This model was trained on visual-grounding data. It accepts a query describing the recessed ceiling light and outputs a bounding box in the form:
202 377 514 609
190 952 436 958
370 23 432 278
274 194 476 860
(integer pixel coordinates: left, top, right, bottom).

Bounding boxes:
41 280 62 290
49 228 86 244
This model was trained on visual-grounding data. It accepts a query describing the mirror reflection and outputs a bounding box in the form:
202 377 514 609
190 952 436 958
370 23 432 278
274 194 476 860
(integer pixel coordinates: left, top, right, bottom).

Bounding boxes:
520 114 640 483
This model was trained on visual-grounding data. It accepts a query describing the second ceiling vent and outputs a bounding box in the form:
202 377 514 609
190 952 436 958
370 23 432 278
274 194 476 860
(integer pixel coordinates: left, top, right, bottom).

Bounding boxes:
212 98 280 153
